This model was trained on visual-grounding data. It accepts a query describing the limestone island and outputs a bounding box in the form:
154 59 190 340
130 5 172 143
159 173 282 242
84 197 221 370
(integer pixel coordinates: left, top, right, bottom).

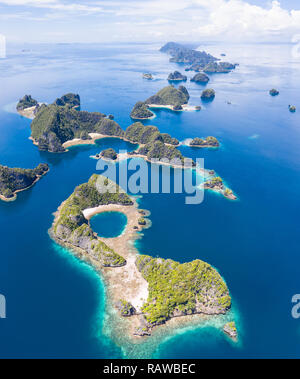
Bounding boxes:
189 136 219 148
18 93 124 153
131 85 194 118
167 71 187 82
203 62 237 74
0 163 49 202
204 177 237 200
223 321 238 341
160 42 237 74
289 105 296 113
21 93 236 201
160 42 218 68
142 73 153 80
50 174 237 341
191 73 210 84
269 89 279 96
130 101 155 120
16 95 40 119
201 89 216 101
98 148 118 161
89 121 237 201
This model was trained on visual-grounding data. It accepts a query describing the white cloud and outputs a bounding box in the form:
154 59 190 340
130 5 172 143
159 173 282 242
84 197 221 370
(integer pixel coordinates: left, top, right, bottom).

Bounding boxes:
192 0 300 40
1 0 300 42
0 0 105 14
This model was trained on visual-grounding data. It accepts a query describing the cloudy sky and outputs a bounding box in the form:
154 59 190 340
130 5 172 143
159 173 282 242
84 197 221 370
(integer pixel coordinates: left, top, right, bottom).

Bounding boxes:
0 0 300 43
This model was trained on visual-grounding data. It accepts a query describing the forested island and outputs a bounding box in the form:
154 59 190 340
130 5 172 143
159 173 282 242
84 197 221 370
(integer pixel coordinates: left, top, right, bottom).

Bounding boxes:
17 93 123 153
189 136 220 147
131 85 192 118
51 174 236 339
17 93 236 200
0 163 49 201
167 71 187 81
160 42 237 73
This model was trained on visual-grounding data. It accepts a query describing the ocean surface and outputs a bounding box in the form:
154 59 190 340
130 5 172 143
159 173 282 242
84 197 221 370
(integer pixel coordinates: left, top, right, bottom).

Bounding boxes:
0 42 299 358
90 212 127 239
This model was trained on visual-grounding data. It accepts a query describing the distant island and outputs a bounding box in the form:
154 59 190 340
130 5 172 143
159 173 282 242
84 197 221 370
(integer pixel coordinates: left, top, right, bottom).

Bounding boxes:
50 174 236 340
189 136 220 147
160 42 237 73
131 85 198 118
269 89 279 96
142 73 153 80
0 163 49 201
289 105 296 113
191 73 210 84
167 71 187 81
201 89 216 101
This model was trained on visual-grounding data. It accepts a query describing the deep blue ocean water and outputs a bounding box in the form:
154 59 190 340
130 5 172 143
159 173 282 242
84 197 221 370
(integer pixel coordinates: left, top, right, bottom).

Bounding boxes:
90 212 127 238
0 42 299 358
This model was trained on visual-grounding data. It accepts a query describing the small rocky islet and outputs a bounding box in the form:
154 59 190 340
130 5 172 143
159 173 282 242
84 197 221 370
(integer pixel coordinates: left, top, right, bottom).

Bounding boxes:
131 85 191 118
191 73 210 84
201 88 216 101
167 71 187 81
189 136 219 147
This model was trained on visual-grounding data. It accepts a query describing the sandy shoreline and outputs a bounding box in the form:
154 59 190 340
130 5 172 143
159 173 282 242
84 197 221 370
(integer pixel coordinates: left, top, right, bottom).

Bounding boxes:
148 103 199 112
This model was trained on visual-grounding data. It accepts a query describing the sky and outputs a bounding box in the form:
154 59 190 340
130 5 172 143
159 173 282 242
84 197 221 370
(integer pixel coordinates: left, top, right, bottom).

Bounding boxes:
0 0 300 43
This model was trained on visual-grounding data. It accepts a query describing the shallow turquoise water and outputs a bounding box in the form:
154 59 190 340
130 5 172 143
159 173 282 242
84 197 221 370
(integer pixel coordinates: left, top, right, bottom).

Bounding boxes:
0 42 299 358
90 212 127 238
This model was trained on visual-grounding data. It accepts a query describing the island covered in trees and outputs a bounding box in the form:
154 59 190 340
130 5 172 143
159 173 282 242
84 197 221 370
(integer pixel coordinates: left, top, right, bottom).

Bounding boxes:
50 174 237 339
160 42 237 73
0 163 49 201
131 85 194 118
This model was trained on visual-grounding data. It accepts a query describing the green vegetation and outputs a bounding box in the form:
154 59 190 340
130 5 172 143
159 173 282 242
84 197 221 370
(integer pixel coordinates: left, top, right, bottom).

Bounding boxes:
101 148 118 160
289 105 296 113
190 136 219 147
116 300 136 317
137 140 194 166
269 89 279 96
54 93 80 108
31 101 122 152
223 321 238 339
203 62 236 73
201 89 215 100
224 188 233 196
191 73 210 83
0 163 49 200
145 85 189 106
161 133 179 146
136 255 231 325
205 176 223 189
138 218 146 226
125 122 162 144
130 101 154 119
160 42 218 67
167 71 187 81
16 95 38 110
52 175 132 267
